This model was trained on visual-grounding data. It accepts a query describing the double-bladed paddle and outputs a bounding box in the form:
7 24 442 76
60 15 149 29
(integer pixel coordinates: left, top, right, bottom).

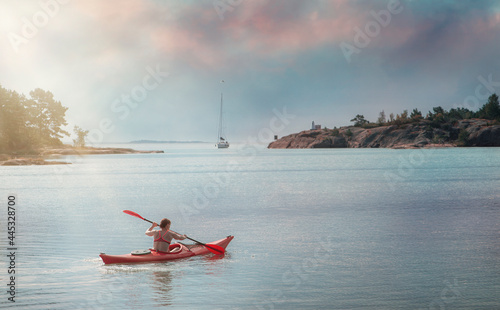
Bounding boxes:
123 210 225 255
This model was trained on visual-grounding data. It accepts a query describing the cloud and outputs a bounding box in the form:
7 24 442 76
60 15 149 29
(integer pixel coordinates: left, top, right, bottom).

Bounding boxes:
1 0 500 142
383 1 500 66
70 1 364 70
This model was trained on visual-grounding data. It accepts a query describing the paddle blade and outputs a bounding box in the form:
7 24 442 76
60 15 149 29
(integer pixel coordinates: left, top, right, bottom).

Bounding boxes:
205 244 225 255
123 210 144 220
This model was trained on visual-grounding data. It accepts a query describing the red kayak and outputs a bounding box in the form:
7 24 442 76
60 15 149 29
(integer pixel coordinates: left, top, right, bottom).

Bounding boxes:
100 236 234 264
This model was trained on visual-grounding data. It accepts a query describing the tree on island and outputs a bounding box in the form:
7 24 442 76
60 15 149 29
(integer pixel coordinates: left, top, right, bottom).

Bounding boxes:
448 107 473 120
377 110 386 125
0 85 72 154
345 93 499 132
477 93 500 120
28 88 69 144
73 126 89 148
401 109 408 120
410 108 423 120
350 114 369 127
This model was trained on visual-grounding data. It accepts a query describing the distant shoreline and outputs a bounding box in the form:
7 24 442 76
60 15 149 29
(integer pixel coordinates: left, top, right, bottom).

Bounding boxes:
0 145 164 166
129 140 206 144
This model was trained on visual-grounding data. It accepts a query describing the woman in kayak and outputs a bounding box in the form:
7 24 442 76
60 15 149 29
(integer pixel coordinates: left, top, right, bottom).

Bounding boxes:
145 218 187 253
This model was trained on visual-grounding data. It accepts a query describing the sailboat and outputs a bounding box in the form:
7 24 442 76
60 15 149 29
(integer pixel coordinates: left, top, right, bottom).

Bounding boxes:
216 92 229 148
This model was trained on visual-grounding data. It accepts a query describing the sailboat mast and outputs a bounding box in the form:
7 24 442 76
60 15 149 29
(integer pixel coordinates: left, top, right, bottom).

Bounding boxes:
218 92 223 140
216 80 229 148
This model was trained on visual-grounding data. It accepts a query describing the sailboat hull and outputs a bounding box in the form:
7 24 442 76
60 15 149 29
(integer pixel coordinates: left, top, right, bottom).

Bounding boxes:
217 142 230 148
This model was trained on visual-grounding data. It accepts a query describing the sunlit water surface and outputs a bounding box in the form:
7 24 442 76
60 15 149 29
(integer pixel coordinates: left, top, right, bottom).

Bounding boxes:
1 144 499 309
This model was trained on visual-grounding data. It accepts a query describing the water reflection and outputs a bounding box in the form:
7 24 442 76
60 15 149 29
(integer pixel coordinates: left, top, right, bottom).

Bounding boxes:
203 253 229 273
98 263 179 308
151 270 174 307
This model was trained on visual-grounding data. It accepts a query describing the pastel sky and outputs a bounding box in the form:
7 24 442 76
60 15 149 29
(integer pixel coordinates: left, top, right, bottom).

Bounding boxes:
1 0 500 143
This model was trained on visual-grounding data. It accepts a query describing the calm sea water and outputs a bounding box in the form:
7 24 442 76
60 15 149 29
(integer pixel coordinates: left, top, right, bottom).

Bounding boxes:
1 144 499 309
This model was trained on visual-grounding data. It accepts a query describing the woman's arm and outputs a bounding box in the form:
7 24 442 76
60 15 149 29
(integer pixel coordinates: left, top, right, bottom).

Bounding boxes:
145 222 158 236
171 231 187 240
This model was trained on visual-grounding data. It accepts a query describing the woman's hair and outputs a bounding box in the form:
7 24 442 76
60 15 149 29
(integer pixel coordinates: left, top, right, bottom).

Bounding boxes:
159 218 171 229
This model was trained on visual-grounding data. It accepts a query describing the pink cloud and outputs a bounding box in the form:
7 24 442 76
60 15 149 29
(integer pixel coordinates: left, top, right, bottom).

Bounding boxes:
62 1 500 71
62 1 385 69
74 0 151 25
220 1 360 55
150 25 221 69
144 1 368 68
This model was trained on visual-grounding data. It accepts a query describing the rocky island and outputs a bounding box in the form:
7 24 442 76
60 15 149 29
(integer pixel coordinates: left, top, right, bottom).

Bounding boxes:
268 119 500 149
269 93 500 149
